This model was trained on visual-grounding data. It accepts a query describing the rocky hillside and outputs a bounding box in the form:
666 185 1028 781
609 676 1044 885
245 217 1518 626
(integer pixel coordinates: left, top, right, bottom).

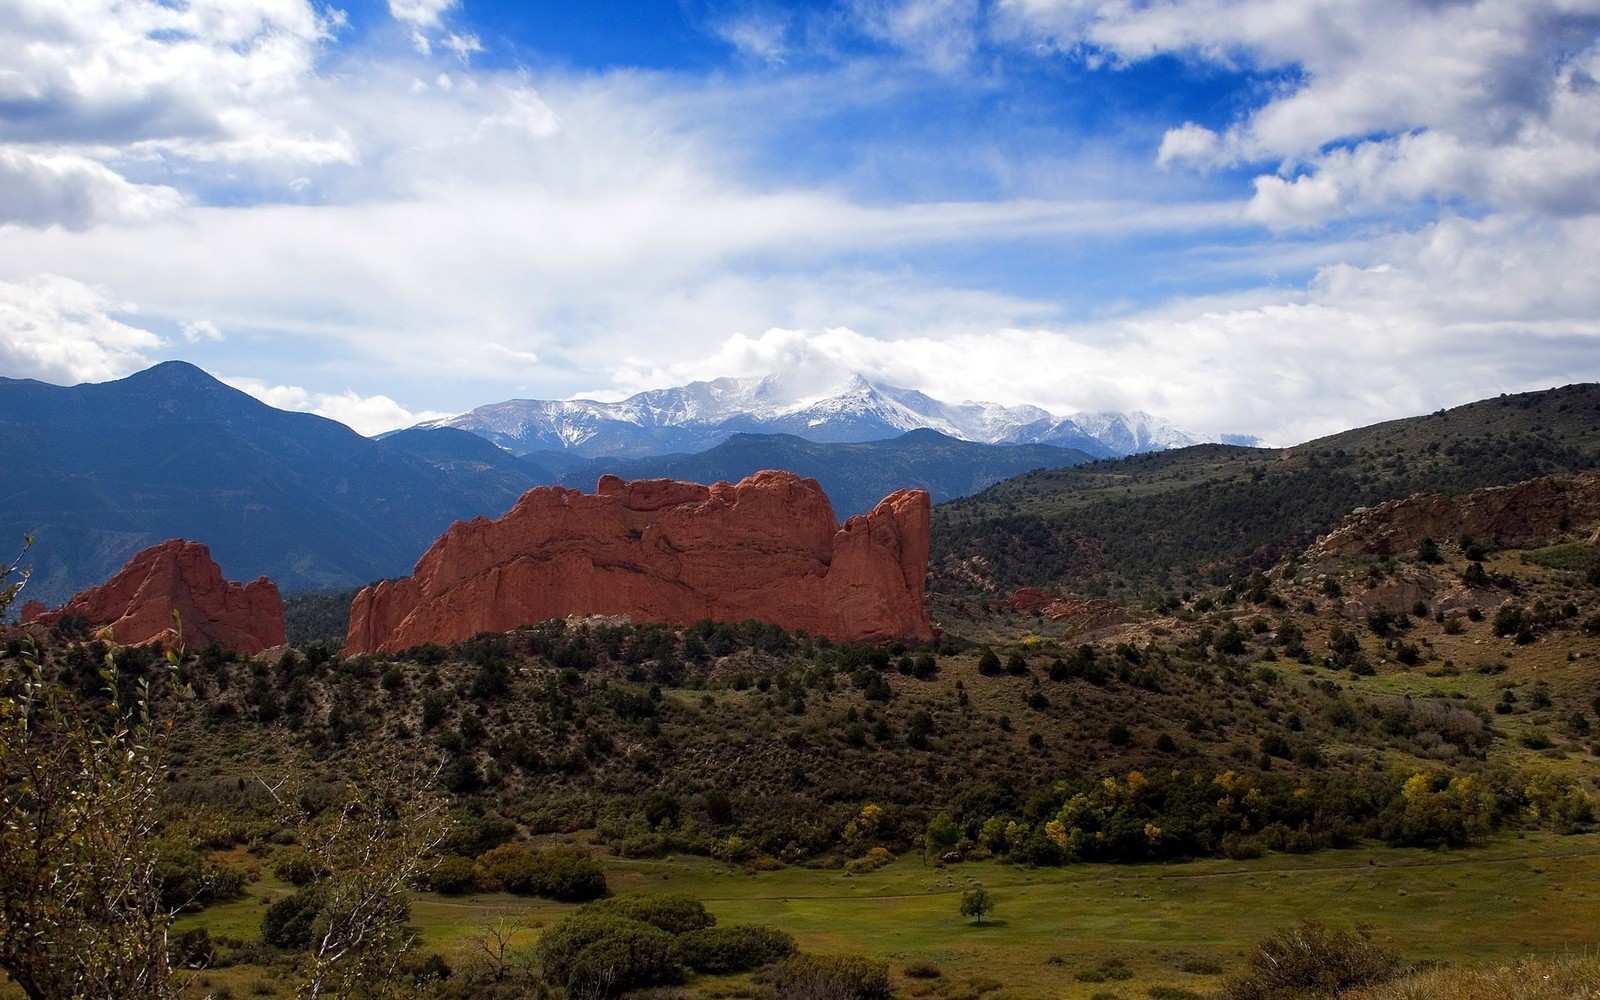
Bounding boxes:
931 383 1600 599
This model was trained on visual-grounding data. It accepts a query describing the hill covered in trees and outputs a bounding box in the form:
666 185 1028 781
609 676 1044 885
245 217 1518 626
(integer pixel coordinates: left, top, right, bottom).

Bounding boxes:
931 383 1600 599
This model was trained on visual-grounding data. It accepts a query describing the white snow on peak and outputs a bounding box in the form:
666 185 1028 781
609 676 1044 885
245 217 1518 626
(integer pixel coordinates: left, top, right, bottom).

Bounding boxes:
418 372 1239 459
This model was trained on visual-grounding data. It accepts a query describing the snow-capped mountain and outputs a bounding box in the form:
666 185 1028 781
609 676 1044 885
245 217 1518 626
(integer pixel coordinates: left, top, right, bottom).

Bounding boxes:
414 373 1244 459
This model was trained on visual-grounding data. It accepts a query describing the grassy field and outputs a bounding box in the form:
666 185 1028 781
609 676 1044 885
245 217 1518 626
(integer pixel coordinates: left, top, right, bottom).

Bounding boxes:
174 830 1600 1000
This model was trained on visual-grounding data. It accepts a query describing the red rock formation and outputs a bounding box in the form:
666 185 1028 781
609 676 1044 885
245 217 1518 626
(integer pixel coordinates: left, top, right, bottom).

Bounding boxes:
18 599 46 624
1311 473 1600 559
996 587 1059 613
346 471 933 654
27 540 286 655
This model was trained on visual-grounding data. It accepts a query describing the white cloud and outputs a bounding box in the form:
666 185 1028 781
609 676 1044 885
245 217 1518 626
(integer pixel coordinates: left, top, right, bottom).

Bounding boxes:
1156 123 1222 171
713 13 792 64
0 274 162 384
616 209 1600 445
853 0 985 72
1003 0 1600 226
0 0 346 226
180 319 223 343
388 0 456 29
443 33 483 63
221 376 453 436
0 149 183 230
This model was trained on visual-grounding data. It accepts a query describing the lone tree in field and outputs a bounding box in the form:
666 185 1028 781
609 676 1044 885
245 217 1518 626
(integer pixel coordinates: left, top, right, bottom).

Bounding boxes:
960 886 994 925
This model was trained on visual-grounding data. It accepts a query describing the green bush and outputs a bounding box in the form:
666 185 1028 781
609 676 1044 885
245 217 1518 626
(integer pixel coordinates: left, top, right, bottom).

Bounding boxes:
260 885 327 949
1222 919 1399 1000
426 855 477 895
770 954 893 1000
677 925 798 973
538 913 678 998
271 846 324 887
472 843 608 901
581 893 714 934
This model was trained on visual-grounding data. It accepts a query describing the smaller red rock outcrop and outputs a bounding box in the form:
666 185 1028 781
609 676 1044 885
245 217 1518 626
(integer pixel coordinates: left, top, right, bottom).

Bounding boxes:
1310 473 1600 560
27 540 286 655
346 471 933 654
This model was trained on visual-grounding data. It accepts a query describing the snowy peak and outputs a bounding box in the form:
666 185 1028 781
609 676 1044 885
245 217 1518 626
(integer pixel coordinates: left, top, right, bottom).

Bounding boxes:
1071 410 1203 455
419 374 1237 460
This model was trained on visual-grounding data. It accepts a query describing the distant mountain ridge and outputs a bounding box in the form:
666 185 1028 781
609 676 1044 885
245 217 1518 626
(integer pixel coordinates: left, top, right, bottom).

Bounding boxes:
550 429 1096 518
0 363 1102 606
0 362 539 606
415 372 1241 459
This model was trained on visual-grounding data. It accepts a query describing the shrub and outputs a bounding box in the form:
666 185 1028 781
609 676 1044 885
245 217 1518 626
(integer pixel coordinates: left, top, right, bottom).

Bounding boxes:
473 844 608 901
581 893 714 934
426 855 477 895
677 925 798 973
271 846 324 887
1222 919 1399 1000
261 885 327 949
902 961 942 979
977 649 1002 676
770 955 893 1000
539 913 678 996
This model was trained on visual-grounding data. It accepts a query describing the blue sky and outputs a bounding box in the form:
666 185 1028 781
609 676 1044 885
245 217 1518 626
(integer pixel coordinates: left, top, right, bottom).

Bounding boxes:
2 0 1599 444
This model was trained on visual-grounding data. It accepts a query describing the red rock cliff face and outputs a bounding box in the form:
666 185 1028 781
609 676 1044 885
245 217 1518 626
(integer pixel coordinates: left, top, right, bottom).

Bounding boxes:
1310 472 1600 559
28 539 286 655
345 471 933 654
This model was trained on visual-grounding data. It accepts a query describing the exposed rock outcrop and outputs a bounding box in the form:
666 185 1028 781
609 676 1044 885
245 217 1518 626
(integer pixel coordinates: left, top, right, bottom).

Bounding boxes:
345 471 933 654
25 540 286 655
1310 473 1600 560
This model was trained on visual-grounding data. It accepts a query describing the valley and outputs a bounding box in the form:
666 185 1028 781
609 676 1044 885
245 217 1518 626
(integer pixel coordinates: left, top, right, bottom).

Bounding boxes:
3 377 1600 1000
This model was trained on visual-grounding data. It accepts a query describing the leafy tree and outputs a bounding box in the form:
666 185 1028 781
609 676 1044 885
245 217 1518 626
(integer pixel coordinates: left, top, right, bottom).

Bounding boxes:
1416 536 1443 564
960 886 994 925
924 812 959 861
259 749 451 1000
0 550 184 1000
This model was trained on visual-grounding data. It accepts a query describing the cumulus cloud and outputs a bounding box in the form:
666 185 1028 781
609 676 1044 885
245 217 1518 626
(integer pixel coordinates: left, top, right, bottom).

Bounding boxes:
221 376 453 436
0 149 183 230
0 0 350 226
0 274 162 384
1002 0 1600 225
614 208 1600 446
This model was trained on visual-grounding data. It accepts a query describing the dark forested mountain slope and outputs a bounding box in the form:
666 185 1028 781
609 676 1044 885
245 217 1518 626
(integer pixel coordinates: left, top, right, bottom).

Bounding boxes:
0 363 531 605
931 383 1600 598
555 429 1097 516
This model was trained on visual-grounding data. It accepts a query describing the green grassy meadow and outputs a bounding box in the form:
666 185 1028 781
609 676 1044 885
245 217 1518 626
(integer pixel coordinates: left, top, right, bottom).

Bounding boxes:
175 831 1600 1000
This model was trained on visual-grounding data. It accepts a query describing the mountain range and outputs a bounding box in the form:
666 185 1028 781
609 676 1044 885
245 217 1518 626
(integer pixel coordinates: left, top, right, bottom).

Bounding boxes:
0 362 534 607
414 372 1246 460
0 363 1098 605
13 360 1592 615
